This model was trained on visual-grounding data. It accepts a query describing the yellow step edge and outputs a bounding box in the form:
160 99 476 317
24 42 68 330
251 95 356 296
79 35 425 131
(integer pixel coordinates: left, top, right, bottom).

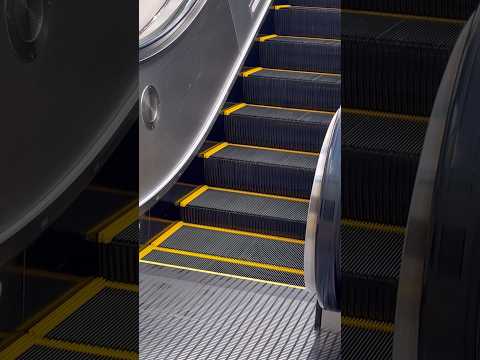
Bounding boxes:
185 222 305 245
140 259 305 290
250 103 336 115
343 8 466 24
0 334 37 360
139 222 185 259
223 103 248 116
98 205 138 244
36 338 137 360
139 220 180 251
342 316 394 333
231 143 319 156
276 34 341 42
342 219 405 234
29 278 106 337
177 185 209 207
257 34 279 42
151 247 304 275
343 108 429 123
273 5 291 10
106 281 139 293
207 185 310 204
240 67 264 78
199 142 229 159
142 216 174 224
257 66 341 77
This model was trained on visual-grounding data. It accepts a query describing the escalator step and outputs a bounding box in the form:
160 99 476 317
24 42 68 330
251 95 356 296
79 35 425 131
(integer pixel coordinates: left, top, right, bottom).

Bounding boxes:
342 318 394 360
342 0 479 20
16 343 117 360
343 11 463 115
241 67 340 111
278 0 340 7
273 6 340 38
342 110 428 225
257 35 340 73
223 103 333 152
201 143 318 198
341 221 404 322
176 185 309 239
140 223 305 287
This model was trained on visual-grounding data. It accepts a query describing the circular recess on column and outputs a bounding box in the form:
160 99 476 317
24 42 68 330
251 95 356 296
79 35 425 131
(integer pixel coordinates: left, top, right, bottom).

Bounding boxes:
141 85 160 129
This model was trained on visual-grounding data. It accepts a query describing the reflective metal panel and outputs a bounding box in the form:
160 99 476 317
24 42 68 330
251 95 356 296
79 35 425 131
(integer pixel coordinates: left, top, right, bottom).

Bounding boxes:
139 0 272 211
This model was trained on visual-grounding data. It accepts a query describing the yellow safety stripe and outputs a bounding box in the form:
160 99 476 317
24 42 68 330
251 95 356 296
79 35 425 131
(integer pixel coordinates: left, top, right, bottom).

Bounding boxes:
278 34 341 42
342 219 405 234
343 108 429 123
240 67 264 77
140 259 305 289
273 5 291 10
251 103 335 115
177 185 209 207
223 103 248 115
199 142 229 158
151 247 304 275
139 220 178 251
139 222 185 259
98 206 138 244
207 185 310 203
231 143 319 156
342 317 394 333
262 66 340 77
0 334 36 360
342 8 467 24
257 34 279 42
106 281 139 292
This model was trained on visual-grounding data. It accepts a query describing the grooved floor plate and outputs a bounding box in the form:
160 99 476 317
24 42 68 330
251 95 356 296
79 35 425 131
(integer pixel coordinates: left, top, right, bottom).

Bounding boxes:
140 264 340 360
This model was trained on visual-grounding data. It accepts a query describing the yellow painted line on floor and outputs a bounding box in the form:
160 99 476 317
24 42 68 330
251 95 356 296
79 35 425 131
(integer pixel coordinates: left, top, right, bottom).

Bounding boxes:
207 185 310 203
29 278 105 337
185 222 305 245
342 317 394 333
98 206 138 244
231 143 319 156
177 185 209 207
343 8 466 24
342 219 405 234
250 103 335 115
343 108 429 123
199 142 230 158
223 103 248 115
151 247 304 275
273 5 291 10
0 333 36 360
140 259 305 289
240 67 264 77
36 338 137 360
139 222 185 259
257 34 279 42
87 199 137 241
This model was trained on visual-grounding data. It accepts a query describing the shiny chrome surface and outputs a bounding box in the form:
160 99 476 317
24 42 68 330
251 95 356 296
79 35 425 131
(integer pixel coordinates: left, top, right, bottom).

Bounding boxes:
141 85 160 129
393 13 477 360
139 0 272 211
0 1 137 259
304 108 341 312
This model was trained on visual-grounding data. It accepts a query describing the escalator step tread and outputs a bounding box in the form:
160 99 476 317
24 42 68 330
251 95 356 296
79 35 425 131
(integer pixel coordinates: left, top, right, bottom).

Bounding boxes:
181 186 309 239
274 6 340 38
242 67 340 111
203 144 318 198
343 321 393 360
17 345 112 360
257 35 340 73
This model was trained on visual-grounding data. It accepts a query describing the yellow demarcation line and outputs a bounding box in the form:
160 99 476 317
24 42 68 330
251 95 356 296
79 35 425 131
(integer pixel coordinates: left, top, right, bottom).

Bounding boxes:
151 247 304 276
139 219 178 251
342 219 405 234
140 259 305 290
257 34 279 42
86 199 137 241
251 103 335 115
139 222 185 259
342 8 467 24
223 103 248 116
240 67 264 77
273 5 291 10
199 142 229 158
177 185 209 207
278 34 341 42
342 317 395 333
258 66 341 77
207 185 310 203
0 334 37 360
343 108 429 123
98 205 138 244
231 143 319 156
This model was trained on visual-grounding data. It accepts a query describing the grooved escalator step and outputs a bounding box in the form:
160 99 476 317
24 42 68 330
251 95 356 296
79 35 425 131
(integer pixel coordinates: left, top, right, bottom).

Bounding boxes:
273 6 340 38
342 11 464 115
342 0 479 20
201 143 318 199
140 223 305 287
276 0 340 7
342 110 428 225
16 344 115 360
341 221 405 322
175 185 310 239
241 67 340 111
257 35 340 73
223 103 333 152
342 318 394 360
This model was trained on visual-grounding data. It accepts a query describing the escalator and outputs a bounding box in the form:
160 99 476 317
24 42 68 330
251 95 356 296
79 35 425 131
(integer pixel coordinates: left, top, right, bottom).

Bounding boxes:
138 1 341 358
342 1 479 359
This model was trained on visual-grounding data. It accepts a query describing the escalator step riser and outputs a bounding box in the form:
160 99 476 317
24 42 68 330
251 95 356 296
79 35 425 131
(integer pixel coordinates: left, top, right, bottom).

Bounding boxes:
342 275 398 322
274 7 340 38
342 149 419 225
181 206 306 240
258 39 340 73
225 113 329 152
243 76 340 111
100 243 138 284
204 158 315 199
342 325 393 360
342 0 479 20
